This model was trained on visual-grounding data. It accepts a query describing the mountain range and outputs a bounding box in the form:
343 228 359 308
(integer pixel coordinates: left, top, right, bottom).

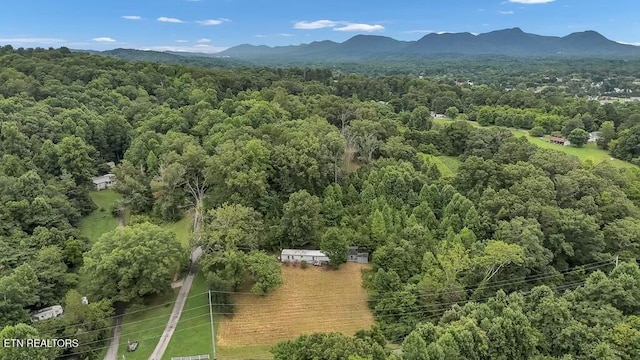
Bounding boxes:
214 28 640 61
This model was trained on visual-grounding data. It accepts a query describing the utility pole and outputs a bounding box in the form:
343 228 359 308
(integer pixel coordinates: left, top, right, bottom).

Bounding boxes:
615 255 619 268
208 290 217 359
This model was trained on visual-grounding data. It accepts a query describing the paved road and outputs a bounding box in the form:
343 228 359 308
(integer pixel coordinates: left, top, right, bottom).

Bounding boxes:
103 210 126 360
148 246 203 360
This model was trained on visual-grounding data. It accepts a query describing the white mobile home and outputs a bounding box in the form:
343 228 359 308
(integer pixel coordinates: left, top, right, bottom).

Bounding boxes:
31 305 64 322
280 249 329 264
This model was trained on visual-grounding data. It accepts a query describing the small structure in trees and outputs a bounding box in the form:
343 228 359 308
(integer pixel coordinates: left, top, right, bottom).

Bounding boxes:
347 246 369 264
91 174 116 190
588 132 601 143
31 305 64 322
549 136 570 146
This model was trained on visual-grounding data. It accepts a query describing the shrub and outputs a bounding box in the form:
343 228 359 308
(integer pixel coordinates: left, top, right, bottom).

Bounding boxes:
301 260 308 269
529 126 545 137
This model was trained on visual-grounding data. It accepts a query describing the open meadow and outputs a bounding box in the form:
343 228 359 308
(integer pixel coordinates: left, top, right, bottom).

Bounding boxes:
78 190 122 242
217 262 374 351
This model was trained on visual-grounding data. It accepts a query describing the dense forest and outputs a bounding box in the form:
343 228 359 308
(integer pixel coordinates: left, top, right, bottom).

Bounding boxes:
1 45 640 359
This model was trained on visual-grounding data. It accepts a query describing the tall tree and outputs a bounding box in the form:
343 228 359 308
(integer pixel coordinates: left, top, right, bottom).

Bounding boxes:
280 190 322 248
320 227 350 268
201 204 264 252
82 223 185 302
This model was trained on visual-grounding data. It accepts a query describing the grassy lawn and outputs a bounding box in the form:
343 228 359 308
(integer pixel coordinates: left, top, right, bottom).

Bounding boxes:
78 190 122 243
160 212 194 248
511 129 637 169
419 153 461 178
116 290 180 360
163 274 214 360
432 118 637 170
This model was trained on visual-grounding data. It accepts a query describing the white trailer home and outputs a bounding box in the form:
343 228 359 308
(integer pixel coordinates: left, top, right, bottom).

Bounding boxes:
31 305 64 322
280 249 329 265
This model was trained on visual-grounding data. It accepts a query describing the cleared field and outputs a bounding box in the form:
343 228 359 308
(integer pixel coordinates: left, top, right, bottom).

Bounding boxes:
511 129 636 169
79 190 122 242
420 153 461 178
432 118 637 170
160 212 194 248
217 262 374 350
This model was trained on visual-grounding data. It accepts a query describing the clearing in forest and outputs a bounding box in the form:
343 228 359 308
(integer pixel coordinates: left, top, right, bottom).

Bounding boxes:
216 262 374 349
79 190 122 242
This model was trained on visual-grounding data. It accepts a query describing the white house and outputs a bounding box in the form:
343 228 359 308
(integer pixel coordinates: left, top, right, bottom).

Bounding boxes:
588 132 601 143
280 249 329 264
31 305 63 322
92 174 116 190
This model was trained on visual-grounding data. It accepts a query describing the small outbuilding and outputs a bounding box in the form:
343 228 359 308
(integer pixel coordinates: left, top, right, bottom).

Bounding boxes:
31 305 64 322
347 246 369 264
549 136 570 146
92 174 116 190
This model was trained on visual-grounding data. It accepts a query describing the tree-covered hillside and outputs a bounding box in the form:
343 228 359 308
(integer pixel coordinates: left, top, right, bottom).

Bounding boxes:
1 45 640 359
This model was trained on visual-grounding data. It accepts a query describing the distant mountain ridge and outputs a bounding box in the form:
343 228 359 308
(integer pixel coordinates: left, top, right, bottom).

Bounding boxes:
217 28 640 61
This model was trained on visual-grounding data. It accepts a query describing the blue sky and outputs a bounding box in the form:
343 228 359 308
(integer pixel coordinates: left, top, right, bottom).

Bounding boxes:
1 0 639 53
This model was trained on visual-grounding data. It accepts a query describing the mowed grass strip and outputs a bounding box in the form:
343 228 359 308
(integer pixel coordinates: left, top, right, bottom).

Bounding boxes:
116 290 179 360
79 190 122 242
217 262 374 349
163 274 213 359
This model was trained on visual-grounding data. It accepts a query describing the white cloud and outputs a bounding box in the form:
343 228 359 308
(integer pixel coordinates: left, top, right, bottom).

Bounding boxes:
255 34 267 38
0 37 66 44
93 37 116 42
279 33 293 37
499 10 515 14
176 40 189 43
334 23 384 32
196 19 229 25
617 41 640 46
157 17 185 23
293 20 338 29
121 15 141 20
196 38 211 43
141 44 228 53
508 0 554 3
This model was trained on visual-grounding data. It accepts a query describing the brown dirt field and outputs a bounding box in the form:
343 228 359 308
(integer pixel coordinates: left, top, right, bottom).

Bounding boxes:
216 262 374 348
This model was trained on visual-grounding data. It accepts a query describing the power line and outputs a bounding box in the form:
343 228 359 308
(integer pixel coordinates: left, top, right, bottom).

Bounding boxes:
56 280 584 359
46 258 621 357
208 259 613 304
209 281 587 329
45 259 612 338
42 293 210 336
52 303 213 340
56 321 213 359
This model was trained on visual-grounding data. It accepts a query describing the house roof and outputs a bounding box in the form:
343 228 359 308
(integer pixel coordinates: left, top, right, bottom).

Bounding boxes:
281 249 327 257
92 174 115 184
550 136 568 142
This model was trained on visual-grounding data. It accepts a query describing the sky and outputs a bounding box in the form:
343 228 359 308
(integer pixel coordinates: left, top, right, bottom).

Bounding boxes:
1 0 639 53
